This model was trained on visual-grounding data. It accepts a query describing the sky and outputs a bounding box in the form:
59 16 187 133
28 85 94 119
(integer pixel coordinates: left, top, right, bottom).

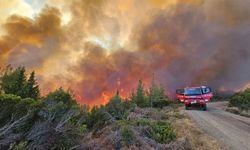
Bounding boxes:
0 0 250 105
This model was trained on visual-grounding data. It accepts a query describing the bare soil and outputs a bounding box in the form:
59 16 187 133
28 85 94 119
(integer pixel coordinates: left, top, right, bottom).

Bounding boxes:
185 102 250 150
173 109 222 150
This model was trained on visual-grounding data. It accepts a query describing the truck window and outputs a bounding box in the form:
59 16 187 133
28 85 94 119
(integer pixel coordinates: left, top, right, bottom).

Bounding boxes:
176 89 184 95
184 88 202 96
202 87 211 94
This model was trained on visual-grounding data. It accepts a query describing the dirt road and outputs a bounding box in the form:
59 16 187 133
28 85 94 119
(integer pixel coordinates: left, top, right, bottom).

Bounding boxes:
185 102 250 150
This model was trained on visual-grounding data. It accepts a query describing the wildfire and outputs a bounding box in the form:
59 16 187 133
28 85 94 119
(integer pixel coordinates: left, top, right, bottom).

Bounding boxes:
1 0 250 105
101 92 111 105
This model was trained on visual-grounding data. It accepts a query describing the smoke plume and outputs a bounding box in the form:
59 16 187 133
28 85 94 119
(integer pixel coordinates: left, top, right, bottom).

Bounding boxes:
0 0 250 105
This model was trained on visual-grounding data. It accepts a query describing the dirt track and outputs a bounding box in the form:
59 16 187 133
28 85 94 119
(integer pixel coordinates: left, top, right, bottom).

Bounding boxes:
185 102 250 150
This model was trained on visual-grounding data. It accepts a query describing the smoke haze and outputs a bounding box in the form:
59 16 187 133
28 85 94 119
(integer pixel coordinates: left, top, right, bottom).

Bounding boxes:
0 0 250 105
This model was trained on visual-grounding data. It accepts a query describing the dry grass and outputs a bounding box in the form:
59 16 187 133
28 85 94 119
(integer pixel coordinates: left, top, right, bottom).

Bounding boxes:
172 109 222 150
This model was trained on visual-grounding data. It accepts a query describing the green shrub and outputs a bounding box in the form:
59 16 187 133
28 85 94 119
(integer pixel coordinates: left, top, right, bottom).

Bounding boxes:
87 105 111 130
25 89 85 150
147 121 176 144
135 118 151 126
136 119 176 144
152 99 169 108
121 126 135 145
131 79 170 108
0 94 39 127
106 95 126 120
44 88 76 106
0 67 40 99
229 89 250 110
9 141 28 150
106 94 135 120
79 124 87 135
131 80 149 108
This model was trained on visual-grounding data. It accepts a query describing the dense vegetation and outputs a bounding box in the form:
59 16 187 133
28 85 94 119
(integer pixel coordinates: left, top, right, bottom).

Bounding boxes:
0 66 174 149
131 79 169 108
0 66 40 99
229 88 250 110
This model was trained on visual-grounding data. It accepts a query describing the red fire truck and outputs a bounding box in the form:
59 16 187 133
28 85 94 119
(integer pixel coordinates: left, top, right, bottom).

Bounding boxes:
176 86 213 110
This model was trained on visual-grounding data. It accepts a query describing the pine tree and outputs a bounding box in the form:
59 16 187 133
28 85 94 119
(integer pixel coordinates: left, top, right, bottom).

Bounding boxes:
0 67 40 99
106 90 124 119
24 71 40 99
134 80 148 107
148 77 169 108
149 75 157 108
1 67 26 95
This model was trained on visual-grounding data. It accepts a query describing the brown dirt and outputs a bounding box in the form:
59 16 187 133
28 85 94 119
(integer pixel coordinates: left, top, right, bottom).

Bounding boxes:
186 102 250 150
173 108 223 150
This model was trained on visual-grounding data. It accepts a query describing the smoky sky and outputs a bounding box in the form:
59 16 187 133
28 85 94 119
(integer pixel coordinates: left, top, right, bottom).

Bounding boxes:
0 0 250 105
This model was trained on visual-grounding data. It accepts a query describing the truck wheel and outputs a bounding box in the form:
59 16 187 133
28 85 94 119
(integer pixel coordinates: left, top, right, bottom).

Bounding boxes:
185 105 189 110
202 104 207 111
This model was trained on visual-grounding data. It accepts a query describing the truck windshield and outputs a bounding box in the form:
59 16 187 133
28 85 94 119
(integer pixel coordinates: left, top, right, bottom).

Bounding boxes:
184 88 202 96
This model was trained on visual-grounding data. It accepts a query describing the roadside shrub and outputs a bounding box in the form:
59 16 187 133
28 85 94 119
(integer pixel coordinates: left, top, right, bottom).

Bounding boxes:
229 89 250 110
136 119 176 144
147 121 176 144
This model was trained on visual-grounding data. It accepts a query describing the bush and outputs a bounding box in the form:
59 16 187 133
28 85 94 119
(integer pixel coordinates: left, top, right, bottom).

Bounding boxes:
131 80 149 108
9 141 28 150
131 79 170 108
87 105 112 130
106 95 126 120
136 119 176 144
135 118 152 126
0 67 40 99
79 124 87 135
147 121 176 144
229 89 250 110
106 94 134 120
121 126 135 145
24 89 84 150
0 94 39 127
44 88 76 106
152 99 169 108
149 83 169 108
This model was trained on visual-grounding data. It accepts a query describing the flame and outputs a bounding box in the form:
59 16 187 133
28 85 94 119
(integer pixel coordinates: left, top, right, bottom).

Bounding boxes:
1 0 250 105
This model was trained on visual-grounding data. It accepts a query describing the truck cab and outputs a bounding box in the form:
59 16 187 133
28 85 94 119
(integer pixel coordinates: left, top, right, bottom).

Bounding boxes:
176 86 213 110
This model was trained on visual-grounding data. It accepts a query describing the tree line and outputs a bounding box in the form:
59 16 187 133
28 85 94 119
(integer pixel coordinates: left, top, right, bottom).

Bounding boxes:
0 66 171 149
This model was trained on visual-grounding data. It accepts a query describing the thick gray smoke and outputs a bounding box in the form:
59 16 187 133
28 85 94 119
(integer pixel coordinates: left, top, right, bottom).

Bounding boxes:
1 0 250 105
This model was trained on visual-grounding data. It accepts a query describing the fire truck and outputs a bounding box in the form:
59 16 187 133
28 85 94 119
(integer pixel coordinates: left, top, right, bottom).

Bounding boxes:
176 86 213 110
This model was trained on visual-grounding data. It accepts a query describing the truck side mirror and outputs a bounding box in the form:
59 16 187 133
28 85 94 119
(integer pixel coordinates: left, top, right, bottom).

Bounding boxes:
176 89 184 95
202 87 211 94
